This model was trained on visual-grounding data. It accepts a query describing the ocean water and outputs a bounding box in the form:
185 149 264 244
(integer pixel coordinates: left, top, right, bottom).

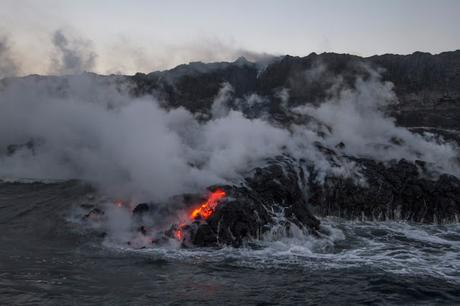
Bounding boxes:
0 180 459 305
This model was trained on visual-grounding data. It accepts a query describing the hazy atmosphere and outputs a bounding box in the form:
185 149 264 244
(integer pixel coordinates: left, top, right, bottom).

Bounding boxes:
1 1 460 305
1 0 460 76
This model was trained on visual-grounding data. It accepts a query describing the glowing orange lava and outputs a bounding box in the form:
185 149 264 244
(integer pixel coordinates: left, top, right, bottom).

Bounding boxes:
190 189 226 220
175 228 184 240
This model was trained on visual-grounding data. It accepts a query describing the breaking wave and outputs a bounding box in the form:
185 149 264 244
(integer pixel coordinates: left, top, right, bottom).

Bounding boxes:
110 218 460 284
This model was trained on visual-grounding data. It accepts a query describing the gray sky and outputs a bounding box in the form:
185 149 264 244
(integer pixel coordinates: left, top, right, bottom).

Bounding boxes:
1 0 459 75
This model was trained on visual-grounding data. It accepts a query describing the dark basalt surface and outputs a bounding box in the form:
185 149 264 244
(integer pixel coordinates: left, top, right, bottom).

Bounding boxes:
128 50 460 130
131 156 320 247
186 157 320 247
309 158 460 223
128 156 460 247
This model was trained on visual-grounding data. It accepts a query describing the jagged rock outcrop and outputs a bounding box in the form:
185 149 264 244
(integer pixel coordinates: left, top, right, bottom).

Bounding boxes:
309 158 460 223
130 156 320 247
186 157 320 247
128 51 460 129
130 60 259 113
3 51 460 129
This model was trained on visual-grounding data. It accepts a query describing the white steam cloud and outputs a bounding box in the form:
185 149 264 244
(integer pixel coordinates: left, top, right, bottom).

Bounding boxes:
0 64 458 203
293 65 459 174
0 75 292 201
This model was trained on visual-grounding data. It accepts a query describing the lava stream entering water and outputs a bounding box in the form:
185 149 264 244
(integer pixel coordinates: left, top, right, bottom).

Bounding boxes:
191 189 226 220
175 189 226 241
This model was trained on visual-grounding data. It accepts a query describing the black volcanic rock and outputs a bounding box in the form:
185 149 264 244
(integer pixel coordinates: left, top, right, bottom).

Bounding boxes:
130 59 259 113
187 157 320 247
126 51 460 129
309 158 460 223
127 156 320 248
142 154 460 248
3 51 460 129
132 203 150 216
83 154 460 248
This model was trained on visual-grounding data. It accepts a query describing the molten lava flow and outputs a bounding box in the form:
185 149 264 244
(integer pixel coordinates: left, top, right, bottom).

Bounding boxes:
190 189 226 220
174 222 186 241
175 228 184 240
174 189 226 241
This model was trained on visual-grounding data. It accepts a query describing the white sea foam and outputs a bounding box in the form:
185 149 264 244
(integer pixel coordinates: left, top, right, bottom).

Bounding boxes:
110 219 460 284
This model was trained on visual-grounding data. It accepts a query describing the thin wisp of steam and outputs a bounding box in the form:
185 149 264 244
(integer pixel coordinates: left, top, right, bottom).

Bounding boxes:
0 34 19 79
50 29 97 75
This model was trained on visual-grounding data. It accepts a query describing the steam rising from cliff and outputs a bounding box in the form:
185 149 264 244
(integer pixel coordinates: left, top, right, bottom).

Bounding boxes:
0 35 18 78
0 63 458 201
51 30 97 75
0 75 291 200
293 65 459 174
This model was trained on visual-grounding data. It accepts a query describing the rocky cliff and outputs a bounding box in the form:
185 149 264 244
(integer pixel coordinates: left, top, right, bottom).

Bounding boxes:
130 50 460 130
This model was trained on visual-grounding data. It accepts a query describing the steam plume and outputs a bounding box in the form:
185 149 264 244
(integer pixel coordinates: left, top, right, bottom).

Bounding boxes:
0 35 18 79
51 30 97 75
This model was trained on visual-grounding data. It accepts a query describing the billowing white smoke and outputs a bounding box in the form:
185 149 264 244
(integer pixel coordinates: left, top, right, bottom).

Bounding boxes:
0 64 458 202
0 75 293 201
292 65 459 174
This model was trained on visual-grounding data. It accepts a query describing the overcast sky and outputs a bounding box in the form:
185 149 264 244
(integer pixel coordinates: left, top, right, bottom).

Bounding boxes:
1 0 459 75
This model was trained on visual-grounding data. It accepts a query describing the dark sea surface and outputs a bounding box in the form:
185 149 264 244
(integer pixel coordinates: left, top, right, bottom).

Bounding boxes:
0 180 459 305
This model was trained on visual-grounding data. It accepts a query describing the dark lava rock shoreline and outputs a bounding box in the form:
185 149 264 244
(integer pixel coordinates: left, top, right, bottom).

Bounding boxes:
125 155 460 247
310 158 460 223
